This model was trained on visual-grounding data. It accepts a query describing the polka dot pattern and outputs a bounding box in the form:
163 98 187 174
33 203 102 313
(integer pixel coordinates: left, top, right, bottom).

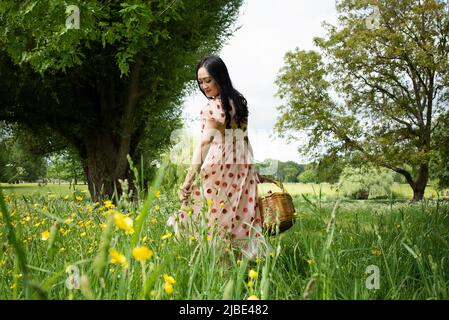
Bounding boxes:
168 96 263 258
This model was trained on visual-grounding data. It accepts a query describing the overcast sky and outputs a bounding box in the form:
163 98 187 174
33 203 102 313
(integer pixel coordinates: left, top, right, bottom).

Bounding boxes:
180 0 339 164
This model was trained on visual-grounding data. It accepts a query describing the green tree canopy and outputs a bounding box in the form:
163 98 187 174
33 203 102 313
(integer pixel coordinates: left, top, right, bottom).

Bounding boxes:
46 148 84 184
0 0 242 200
274 0 449 201
0 122 47 182
338 165 395 200
0 0 245 201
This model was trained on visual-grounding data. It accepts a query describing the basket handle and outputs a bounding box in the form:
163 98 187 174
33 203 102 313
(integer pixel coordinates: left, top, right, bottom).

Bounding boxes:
258 175 287 193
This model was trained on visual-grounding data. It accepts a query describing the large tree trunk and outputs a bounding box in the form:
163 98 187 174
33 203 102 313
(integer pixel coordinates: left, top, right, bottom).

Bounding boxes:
81 56 143 203
392 164 428 202
411 164 429 202
83 126 139 202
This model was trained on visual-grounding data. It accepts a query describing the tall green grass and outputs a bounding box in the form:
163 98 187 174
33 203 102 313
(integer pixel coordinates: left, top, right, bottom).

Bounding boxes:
1 164 448 299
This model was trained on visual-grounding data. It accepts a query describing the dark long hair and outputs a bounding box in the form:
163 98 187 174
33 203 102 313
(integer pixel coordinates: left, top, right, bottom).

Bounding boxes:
196 55 248 130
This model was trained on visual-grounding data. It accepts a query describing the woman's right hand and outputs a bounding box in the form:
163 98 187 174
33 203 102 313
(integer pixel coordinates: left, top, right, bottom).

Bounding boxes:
178 183 192 203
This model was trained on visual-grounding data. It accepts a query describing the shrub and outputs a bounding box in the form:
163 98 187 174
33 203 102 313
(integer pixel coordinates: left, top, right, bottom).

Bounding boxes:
338 166 394 200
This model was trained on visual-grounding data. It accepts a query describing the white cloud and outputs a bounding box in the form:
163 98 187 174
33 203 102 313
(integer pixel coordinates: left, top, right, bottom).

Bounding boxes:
181 0 338 163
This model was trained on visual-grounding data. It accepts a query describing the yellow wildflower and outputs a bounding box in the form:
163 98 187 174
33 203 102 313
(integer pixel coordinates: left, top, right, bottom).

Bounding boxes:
155 190 161 198
161 232 172 240
371 249 382 256
150 218 157 224
248 269 258 280
76 196 83 201
104 209 117 217
307 259 313 266
163 274 176 285
63 195 70 200
132 246 153 261
104 200 115 209
247 281 253 288
162 273 176 295
164 282 174 295
41 230 50 241
113 213 134 232
247 295 260 300
109 248 128 269
154 205 160 211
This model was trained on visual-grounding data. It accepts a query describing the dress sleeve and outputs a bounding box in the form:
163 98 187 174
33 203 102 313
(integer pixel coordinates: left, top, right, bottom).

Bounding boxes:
200 99 226 125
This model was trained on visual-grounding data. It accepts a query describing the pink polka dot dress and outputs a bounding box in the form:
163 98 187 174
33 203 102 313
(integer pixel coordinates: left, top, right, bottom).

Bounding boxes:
167 96 264 259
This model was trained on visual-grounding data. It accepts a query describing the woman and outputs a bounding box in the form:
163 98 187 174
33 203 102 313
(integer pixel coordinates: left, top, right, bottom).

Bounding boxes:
167 55 266 260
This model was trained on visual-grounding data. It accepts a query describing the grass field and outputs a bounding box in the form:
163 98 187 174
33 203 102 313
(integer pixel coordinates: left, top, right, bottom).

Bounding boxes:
0 183 89 197
1 181 446 200
1 179 449 300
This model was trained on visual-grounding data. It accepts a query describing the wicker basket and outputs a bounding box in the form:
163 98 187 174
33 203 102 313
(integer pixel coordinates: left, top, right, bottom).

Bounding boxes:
257 176 295 235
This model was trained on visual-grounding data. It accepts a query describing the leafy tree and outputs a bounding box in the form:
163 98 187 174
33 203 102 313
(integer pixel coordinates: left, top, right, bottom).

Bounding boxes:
0 123 47 182
0 0 245 201
430 113 449 189
0 121 12 181
46 148 85 185
274 0 449 201
277 161 305 182
298 168 317 183
314 152 345 183
338 165 395 200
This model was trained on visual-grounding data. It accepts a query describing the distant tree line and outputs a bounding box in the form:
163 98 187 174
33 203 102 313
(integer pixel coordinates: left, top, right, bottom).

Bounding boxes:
1 120 446 189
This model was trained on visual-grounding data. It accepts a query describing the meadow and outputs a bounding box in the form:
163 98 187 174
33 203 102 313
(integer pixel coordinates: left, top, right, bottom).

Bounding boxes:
1 178 448 300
